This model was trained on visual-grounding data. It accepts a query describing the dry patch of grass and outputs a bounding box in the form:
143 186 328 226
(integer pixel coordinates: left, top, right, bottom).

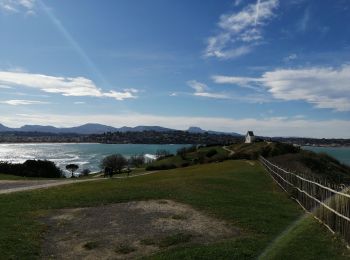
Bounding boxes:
40 200 239 259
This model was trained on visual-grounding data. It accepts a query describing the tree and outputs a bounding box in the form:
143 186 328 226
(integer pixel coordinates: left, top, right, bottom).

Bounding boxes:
101 154 127 175
129 155 145 167
156 149 171 160
81 169 91 177
66 164 79 178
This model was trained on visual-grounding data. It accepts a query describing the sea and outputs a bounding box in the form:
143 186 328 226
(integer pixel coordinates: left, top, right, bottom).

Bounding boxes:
0 143 191 173
0 143 348 175
302 146 350 166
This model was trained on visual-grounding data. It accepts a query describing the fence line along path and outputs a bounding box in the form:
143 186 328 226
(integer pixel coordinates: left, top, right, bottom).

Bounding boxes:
259 156 350 245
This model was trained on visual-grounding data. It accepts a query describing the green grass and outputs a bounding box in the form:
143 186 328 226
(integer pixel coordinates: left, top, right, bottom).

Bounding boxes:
0 173 58 180
0 173 28 180
148 146 230 169
261 216 350 260
149 155 187 167
0 160 348 259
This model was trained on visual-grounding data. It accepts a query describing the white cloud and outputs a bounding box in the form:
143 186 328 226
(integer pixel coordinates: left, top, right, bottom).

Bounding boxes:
283 53 298 62
1 112 350 138
205 0 279 59
187 80 229 99
187 80 208 92
0 71 138 101
213 64 350 111
212 75 262 85
0 84 12 89
74 101 85 105
1 99 49 106
194 92 229 99
0 0 36 14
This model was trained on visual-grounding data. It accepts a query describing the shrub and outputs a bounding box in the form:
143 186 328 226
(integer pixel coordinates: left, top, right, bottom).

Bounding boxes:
156 149 171 160
81 169 91 176
101 154 127 175
129 155 145 167
180 162 190 167
206 149 218 158
177 146 197 159
0 160 62 178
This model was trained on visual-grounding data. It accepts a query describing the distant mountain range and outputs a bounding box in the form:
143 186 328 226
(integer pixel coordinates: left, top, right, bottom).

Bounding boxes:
0 123 241 136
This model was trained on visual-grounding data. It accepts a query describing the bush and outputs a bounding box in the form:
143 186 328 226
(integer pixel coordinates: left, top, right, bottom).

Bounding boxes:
156 149 171 160
213 154 228 162
180 162 190 167
177 146 197 159
261 142 300 157
145 164 177 171
206 149 218 158
129 155 145 167
0 160 62 178
101 154 127 175
230 152 255 160
81 169 91 176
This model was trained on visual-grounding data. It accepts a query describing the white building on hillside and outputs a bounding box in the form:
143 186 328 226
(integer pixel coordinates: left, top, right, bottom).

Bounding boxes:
245 131 255 143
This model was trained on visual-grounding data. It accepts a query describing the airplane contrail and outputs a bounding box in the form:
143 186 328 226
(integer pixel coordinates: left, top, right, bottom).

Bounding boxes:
254 0 261 25
37 0 111 89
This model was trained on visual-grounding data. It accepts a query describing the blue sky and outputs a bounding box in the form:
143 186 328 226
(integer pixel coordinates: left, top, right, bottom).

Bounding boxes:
0 0 349 137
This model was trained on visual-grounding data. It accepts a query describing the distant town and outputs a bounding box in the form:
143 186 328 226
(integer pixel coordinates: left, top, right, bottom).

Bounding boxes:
0 129 349 147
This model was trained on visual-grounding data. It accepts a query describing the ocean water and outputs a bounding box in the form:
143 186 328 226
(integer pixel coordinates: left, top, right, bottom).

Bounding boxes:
0 143 190 173
302 146 350 166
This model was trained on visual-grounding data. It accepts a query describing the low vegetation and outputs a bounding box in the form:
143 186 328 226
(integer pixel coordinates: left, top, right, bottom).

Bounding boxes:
269 150 350 184
145 145 230 171
229 141 300 160
0 160 62 178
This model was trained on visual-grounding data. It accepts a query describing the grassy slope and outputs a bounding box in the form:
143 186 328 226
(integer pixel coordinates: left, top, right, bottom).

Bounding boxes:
148 146 230 168
0 173 28 180
0 161 348 259
0 173 55 180
261 216 350 260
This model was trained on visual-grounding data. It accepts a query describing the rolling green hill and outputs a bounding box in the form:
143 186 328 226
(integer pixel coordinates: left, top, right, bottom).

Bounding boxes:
0 160 348 259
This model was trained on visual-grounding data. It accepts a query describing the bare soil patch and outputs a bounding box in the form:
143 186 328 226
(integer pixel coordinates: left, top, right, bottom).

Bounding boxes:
40 200 240 259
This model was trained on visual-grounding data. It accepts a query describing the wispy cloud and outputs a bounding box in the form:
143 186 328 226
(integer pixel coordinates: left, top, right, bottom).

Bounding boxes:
0 0 36 14
0 71 138 101
213 64 350 111
0 84 12 89
1 99 49 106
204 0 279 59
2 112 350 138
234 0 244 6
283 53 298 62
297 7 310 32
187 80 229 99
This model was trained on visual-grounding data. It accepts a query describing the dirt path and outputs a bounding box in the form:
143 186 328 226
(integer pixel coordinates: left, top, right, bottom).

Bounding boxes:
223 146 235 156
40 200 240 259
0 171 158 195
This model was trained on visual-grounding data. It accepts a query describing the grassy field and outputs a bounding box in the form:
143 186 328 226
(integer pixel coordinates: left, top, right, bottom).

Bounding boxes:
147 145 230 169
0 173 28 180
0 173 54 180
0 160 349 259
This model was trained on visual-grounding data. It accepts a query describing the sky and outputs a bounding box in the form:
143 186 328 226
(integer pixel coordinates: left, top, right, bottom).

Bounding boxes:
0 0 349 138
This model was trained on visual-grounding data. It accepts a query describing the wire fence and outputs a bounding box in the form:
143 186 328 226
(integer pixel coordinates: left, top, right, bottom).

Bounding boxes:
260 156 350 245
